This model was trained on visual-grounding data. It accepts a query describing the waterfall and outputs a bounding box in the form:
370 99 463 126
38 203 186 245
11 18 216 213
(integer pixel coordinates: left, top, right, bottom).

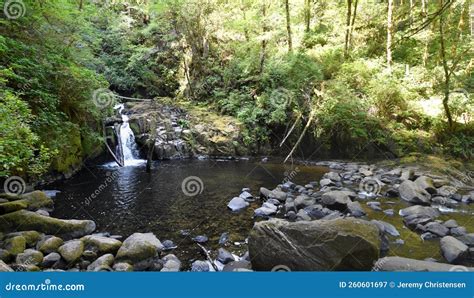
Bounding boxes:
113 104 144 167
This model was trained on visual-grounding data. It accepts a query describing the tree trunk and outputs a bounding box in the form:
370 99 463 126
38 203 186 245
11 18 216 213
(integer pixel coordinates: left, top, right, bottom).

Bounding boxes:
422 0 429 66
439 0 453 128
259 1 268 74
285 0 293 52
348 0 359 50
78 0 83 11
387 0 394 71
304 0 311 32
344 0 353 58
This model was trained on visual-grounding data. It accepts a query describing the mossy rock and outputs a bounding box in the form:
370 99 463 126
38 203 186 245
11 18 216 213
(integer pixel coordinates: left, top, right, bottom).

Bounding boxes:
58 240 84 264
0 249 12 262
4 236 26 256
16 249 44 266
81 235 122 255
0 201 28 214
0 260 13 272
37 236 64 254
0 191 53 215
6 231 42 247
0 210 96 240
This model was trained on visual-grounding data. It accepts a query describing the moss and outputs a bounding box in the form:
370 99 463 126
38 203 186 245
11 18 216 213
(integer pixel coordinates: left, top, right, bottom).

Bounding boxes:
4 236 26 255
51 126 83 174
0 201 28 214
0 191 53 215
37 236 64 254
6 231 41 247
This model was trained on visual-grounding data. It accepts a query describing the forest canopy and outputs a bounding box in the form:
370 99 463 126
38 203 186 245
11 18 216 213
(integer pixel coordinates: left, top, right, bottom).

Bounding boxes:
0 0 472 179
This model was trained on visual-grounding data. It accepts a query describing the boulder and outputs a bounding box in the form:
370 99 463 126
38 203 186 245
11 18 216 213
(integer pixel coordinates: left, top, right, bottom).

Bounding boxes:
321 191 352 211
347 201 366 217
4 235 26 255
373 256 473 271
414 176 437 194
227 197 249 212
0 260 13 272
437 185 457 197
162 240 177 250
294 195 316 210
399 205 440 219
6 231 42 247
16 249 43 266
424 222 449 237
248 218 380 271
160 254 181 272
37 236 64 254
58 240 84 264
319 179 334 187
192 235 208 243
0 249 11 262
440 236 469 264
0 191 53 214
81 235 122 255
399 180 430 205
87 254 114 271
324 172 341 182
0 210 96 239
222 260 252 272
259 187 287 202
371 220 400 237
116 233 164 263
41 252 61 268
191 260 210 272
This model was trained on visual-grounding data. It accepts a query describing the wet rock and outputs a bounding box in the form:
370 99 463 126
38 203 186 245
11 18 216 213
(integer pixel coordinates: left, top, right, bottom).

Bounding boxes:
16 249 43 266
81 235 122 255
192 235 208 244
116 233 164 263
399 205 440 219
227 197 249 212
6 231 42 247
37 236 64 254
217 248 235 264
41 252 61 268
371 220 400 237
58 240 84 264
437 185 457 197
414 176 437 194
0 210 96 239
87 254 114 271
0 260 13 272
191 260 210 272
248 218 380 271
162 240 177 250
383 209 394 216
324 172 341 182
321 191 352 211
373 256 473 271
399 180 430 205
161 254 181 272
0 191 53 214
443 219 458 229
0 249 11 262
113 262 133 272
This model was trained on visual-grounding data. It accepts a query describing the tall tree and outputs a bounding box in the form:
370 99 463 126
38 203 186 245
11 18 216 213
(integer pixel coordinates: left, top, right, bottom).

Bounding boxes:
344 0 353 57
259 0 268 74
439 0 453 128
304 0 311 32
285 0 293 52
387 0 394 71
348 0 358 50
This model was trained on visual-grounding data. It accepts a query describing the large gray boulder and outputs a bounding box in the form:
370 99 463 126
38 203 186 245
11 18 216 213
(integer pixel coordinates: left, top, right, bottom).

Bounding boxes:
399 180 431 205
440 236 469 264
81 235 122 255
87 254 114 271
373 256 474 271
0 210 96 239
321 191 352 211
58 240 84 264
116 233 164 264
248 218 380 271
414 176 437 194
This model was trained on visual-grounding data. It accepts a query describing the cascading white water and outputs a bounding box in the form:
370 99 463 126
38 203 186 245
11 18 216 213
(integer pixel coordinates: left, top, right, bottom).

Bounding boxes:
113 104 144 167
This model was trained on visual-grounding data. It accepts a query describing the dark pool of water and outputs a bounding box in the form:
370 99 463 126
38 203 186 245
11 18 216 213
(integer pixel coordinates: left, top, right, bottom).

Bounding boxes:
49 159 328 266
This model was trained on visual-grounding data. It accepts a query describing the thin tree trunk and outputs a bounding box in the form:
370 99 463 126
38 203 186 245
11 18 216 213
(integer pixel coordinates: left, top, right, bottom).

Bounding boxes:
259 1 268 74
344 0 353 58
78 0 83 10
422 0 429 66
439 0 453 128
348 0 359 50
285 0 293 52
387 0 394 71
304 0 311 32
